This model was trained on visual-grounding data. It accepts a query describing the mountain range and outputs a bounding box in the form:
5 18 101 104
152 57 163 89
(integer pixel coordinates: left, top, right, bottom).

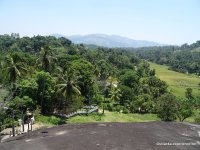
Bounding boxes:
51 34 162 48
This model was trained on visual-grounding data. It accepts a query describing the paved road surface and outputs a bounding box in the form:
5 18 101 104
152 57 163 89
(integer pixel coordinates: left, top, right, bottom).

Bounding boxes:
0 122 199 150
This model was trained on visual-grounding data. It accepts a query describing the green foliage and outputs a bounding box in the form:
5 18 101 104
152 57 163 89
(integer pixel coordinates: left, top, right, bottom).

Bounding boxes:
156 93 178 121
0 108 6 132
8 96 35 113
56 68 81 113
68 111 159 123
0 87 9 102
35 115 66 125
97 59 113 80
118 85 134 105
134 41 200 75
137 61 150 77
59 37 72 47
119 70 139 88
71 59 97 104
34 71 55 113
92 93 104 105
109 87 122 103
185 88 193 99
194 96 200 108
36 45 57 72
104 103 114 111
118 69 167 113
134 94 155 113
194 114 200 123
1 34 194 124
177 98 194 121
140 76 168 98
2 53 27 88
19 78 38 100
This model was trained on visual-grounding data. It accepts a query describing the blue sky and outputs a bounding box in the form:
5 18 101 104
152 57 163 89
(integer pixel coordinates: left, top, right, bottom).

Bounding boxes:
0 0 200 45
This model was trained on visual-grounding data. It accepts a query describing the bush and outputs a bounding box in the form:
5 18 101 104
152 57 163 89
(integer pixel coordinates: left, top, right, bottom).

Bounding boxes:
177 98 194 122
35 115 66 125
8 96 35 113
134 94 155 113
194 114 200 123
156 93 178 121
4 120 18 128
90 113 102 121
122 107 129 114
105 103 114 111
112 105 125 113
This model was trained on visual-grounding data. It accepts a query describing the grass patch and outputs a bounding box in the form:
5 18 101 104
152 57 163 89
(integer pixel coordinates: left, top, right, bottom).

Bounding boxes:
191 47 200 52
67 110 160 123
149 62 200 97
185 109 200 123
35 110 198 125
35 115 66 125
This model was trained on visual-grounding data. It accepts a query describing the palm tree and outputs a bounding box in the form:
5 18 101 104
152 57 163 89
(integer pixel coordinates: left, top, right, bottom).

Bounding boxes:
3 54 26 89
36 45 56 72
109 87 122 104
56 68 81 113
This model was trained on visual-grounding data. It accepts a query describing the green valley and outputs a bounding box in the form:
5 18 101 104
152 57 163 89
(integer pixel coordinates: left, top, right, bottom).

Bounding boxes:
149 62 200 97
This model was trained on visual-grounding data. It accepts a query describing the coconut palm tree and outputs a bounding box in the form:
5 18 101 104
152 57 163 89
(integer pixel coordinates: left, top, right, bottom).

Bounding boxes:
56 68 81 113
36 45 56 72
109 87 122 104
3 54 27 89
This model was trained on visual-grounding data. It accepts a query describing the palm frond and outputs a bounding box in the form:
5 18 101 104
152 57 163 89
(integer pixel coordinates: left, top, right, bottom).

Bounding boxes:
72 86 81 95
14 66 21 76
55 84 66 88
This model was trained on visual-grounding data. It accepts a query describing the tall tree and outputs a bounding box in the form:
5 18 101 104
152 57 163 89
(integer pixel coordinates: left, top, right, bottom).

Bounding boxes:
3 54 26 89
36 45 56 72
109 87 122 104
35 71 55 114
56 68 81 113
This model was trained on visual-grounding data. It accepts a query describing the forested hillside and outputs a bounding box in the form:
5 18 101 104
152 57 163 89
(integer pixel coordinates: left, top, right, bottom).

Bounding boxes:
130 41 200 75
0 34 199 128
0 34 167 113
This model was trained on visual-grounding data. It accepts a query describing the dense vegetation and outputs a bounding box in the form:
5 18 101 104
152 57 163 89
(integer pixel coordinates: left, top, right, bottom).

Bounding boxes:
0 34 199 131
126 41 200 75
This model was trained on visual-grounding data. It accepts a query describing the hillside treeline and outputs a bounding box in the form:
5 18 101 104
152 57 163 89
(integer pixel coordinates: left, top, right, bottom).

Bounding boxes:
130 41 200 75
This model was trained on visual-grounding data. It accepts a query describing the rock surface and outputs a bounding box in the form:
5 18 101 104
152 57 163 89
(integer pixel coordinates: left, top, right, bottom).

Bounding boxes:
0 122 199 150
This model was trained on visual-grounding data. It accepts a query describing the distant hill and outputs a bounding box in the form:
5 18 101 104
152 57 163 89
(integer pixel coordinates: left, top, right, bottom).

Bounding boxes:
51 34 162 48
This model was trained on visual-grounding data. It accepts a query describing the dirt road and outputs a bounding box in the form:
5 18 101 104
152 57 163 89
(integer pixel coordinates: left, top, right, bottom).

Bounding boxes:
0 122 199 150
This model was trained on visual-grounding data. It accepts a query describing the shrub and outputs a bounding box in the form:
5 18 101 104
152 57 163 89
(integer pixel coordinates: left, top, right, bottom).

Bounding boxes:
91 113 102 121
177 98 194 122
122 107 129 114
134 94 155 113
194 114 200 123
8 96 35 113
105 103 114 111
156 93 178 121
35 115 66 125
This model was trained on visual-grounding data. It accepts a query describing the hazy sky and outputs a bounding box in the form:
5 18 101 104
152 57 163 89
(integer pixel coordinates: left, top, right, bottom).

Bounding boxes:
0 0 200 45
